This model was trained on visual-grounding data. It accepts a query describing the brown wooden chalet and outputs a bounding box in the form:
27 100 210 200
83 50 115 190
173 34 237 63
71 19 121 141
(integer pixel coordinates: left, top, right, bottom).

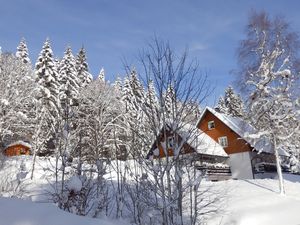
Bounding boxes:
147 107 290 180
147 123 230 180
197 107 289 179
3 141 31 156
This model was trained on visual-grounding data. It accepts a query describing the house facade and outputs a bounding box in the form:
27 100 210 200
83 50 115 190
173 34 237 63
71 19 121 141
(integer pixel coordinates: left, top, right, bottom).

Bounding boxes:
197 107 288 179
4 141 31 156
147 124 230 181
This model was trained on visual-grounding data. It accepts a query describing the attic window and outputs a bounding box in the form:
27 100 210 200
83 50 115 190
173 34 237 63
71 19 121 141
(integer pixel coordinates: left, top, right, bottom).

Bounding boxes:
208 121 215 130
167 136 174 149
218 136 228 148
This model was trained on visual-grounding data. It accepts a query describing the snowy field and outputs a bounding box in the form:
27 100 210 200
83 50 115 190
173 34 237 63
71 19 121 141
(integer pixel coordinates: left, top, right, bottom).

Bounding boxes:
0 197 126 225
205 177 300 225
1 156 300 225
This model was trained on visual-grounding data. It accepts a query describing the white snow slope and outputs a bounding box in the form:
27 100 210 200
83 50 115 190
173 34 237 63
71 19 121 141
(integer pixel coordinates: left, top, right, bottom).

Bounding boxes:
0 197 124 225
206 175 300 225
1 156 300 225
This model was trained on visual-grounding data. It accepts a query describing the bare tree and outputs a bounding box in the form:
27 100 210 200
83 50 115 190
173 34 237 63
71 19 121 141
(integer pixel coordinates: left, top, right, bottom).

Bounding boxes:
123 38 213 225
237 11 300 194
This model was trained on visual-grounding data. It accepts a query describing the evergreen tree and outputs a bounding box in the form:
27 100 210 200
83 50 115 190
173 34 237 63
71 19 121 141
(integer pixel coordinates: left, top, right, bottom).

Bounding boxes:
164 85 176 117
216 96 227 114
113 76 122 93
215 86 244 117
35 39 60 115
16 38 31 65
129 68 145 114
0 53 35 146
97 68 105 82
75 47 92 88
59 47 80 108
122 76 134 113
34 39 60 156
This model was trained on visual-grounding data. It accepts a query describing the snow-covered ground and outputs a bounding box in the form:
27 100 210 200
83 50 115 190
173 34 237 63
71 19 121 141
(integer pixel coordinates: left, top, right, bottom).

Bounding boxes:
0 197 125 225
1 156 300 225
205 177 300 225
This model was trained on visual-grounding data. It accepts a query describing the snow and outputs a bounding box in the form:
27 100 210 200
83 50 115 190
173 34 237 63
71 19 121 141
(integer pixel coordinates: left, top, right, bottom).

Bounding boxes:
175 123 228 157
0 197 126 225
186 127 228 157
0 98 9 106
205 177 300 225
67 175 82 192
1 157 300 224
5 140 32 149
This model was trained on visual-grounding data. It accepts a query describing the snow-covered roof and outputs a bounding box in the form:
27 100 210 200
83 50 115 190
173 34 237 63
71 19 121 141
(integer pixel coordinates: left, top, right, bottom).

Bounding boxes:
197 107 289 157
177 124 228 157
5 141 31 149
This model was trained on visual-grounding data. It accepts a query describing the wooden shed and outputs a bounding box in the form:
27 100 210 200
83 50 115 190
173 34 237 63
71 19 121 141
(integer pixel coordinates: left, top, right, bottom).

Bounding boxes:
4 141 31 156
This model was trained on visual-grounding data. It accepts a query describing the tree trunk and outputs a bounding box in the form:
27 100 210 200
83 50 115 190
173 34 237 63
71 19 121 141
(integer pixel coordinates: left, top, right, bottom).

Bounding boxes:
273 135 285 195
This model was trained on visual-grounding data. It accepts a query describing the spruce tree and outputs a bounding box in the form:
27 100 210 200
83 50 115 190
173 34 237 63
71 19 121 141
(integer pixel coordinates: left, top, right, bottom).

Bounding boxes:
215 86 244 117
59 47 80 108
16 38 31 65
75 47 92 88
224 86 244 117
34 39 60 156
216 96 227 114
97 68 105 82
35 39 60 114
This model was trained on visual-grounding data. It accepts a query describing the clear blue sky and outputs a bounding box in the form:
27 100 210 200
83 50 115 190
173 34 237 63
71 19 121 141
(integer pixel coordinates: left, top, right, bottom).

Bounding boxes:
1 0 299 105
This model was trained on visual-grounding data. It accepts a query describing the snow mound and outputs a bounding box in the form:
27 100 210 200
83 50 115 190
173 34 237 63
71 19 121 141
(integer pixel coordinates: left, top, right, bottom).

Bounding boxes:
0 197 127 225
67 175 82 192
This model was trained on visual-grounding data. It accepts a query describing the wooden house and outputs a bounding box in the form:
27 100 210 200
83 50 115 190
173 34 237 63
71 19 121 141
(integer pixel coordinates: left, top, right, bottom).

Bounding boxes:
197 107 289 179
147 124 230 180
4 141 31 156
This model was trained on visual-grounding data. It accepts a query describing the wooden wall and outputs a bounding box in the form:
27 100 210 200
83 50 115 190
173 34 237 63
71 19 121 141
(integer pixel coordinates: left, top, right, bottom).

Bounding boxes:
5 144 31 156
152 130 195 158
197 111 252 155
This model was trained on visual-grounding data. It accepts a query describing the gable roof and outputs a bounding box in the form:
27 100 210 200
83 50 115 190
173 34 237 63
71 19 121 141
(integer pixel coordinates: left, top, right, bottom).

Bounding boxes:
5 141 31 150
148 122 228 158
197 107 289 157
178 124 228 157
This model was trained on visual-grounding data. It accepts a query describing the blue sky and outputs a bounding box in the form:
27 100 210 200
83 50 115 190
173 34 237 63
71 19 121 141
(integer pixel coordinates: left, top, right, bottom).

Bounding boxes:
1 0 300 105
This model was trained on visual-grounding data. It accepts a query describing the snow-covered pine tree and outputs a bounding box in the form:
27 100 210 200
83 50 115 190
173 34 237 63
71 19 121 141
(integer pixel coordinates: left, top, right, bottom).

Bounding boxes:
122 76 134 113
56 46 81 205
34 39 60 156
113 76 122 95
164 84 176 118
222 86 244 117
16 38 31 65
75 47 92 88
215 96 227 114
144 79 158 114
97 68 105 82
0 53 35 146
215 86 245 117
121 68 148 156
215 87 244 117
129 68 145 115
59 47 79 107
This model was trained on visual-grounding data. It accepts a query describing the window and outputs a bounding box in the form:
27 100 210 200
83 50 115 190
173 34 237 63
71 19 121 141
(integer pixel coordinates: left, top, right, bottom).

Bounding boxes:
218 136 228 148
20 148 26 155
208 121 215 130
167 136 174 149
